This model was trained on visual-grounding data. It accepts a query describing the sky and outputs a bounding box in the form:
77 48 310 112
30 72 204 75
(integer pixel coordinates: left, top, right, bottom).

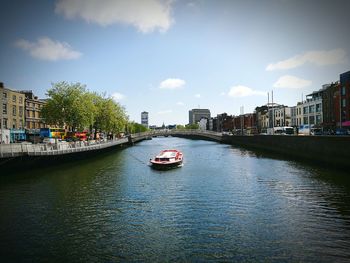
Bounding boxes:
1 0 350 126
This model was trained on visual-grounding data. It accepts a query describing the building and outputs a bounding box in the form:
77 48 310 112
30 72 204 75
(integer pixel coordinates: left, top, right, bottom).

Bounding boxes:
1 82 26 143
255 105 269 133
141 111 148 128
274 106 292 127
209 117 217 131
233 113 257 135
216 113 228 132
340 71 350 127
303 89 323 128
21 90 47 130
1 83 25 129
322 82 340 132
222 115 235 132
198 118 208 130
189 109 211 125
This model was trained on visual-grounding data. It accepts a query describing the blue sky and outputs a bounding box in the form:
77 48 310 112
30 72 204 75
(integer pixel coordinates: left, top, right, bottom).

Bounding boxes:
1 0 350 126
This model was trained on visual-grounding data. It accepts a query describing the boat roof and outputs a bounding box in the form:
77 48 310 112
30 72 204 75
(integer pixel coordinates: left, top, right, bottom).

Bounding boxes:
156 149 181 158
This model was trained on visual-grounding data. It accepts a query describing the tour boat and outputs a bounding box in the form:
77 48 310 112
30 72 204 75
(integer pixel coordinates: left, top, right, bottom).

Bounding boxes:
150 149 183 169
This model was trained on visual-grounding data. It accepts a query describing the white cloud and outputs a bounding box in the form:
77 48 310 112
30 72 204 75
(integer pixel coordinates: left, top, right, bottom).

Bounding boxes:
266 49 347 71
111 92 126 101
228 85 266 98
15 37 82 61
219 92 225 96
157 109 172 114
176 101 184 106
273 75 312 89
194 94 201 98
55 0 174 33
159 78 186 89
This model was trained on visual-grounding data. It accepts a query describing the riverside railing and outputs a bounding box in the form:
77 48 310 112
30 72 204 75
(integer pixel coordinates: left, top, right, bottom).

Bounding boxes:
0 138 129 158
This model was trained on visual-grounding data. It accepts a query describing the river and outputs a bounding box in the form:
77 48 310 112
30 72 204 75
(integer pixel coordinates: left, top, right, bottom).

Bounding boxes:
1 137 350 262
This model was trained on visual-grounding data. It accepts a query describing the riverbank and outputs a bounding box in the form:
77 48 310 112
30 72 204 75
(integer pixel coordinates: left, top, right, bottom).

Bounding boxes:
0 138 130 172
221 135 350 170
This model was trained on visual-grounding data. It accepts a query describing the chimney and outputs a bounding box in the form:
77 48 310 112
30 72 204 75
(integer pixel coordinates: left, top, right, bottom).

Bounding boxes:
0 82 4 88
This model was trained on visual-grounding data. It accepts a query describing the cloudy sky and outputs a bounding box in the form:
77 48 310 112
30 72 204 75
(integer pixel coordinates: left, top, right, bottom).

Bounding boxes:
1 0 350 125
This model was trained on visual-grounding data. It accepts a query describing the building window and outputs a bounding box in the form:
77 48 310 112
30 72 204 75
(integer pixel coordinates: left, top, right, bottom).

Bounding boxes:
303 106 308 114
316 103 322 113
309 116 315 125
3 92 7 99
12 95 16 102
316 115 321 124
3 118 7 129
2 103 7 114
13 105 16 116
342 86 346 96
19 97 23 104
342 98 346 107
19 106 23 117
303 117 308 124
309 105 315 113
13 119 16 128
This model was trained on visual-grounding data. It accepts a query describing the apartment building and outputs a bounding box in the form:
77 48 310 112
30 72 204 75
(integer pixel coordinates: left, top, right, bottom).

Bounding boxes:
1 83 25 130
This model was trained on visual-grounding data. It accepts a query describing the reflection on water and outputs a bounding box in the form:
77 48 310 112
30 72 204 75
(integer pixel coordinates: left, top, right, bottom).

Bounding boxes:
1 137 350 262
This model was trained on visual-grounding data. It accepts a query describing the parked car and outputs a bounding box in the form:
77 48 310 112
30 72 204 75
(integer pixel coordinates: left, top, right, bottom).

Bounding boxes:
310 128 323 136
335 128 348 135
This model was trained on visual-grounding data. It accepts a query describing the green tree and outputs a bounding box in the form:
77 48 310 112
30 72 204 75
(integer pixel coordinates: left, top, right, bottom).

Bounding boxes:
92 95 128 138
185 123 199 129
41 82 95 130
127 122 147 134
41 82 128 138
176 125 185 130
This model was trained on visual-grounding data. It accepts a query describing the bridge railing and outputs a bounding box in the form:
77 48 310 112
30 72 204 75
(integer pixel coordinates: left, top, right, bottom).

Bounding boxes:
130 129 223 140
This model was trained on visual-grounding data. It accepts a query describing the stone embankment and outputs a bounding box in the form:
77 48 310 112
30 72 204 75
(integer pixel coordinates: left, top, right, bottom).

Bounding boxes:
220 134 350 170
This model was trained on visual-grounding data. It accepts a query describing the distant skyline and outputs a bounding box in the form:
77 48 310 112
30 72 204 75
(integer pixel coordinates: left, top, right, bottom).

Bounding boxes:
1 0 350 126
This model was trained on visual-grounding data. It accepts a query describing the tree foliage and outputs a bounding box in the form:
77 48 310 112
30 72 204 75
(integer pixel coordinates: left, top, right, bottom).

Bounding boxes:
185 123 199 129
41 82 128 135
127 122 148 134
176 125 185 130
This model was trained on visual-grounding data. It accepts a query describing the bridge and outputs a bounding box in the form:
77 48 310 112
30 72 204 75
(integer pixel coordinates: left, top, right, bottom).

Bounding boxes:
130 129 223 143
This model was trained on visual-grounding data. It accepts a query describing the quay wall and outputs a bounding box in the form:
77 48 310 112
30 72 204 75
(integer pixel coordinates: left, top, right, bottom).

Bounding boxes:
221 135 350 170
0 138 129 171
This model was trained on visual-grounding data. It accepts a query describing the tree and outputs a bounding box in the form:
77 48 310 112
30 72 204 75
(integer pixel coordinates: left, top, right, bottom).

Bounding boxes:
41 82 128 138
127 122 147 134
41 82 95 130
92 95 128 138
185 123 199 129
176 125 185 130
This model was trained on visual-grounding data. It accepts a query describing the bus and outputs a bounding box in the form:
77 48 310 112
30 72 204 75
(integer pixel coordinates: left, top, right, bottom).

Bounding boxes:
40 128 66 139
65 131 88 141
75 132 87 141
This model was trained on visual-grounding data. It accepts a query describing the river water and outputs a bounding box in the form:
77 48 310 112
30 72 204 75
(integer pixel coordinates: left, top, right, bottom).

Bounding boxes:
1 137 350 262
